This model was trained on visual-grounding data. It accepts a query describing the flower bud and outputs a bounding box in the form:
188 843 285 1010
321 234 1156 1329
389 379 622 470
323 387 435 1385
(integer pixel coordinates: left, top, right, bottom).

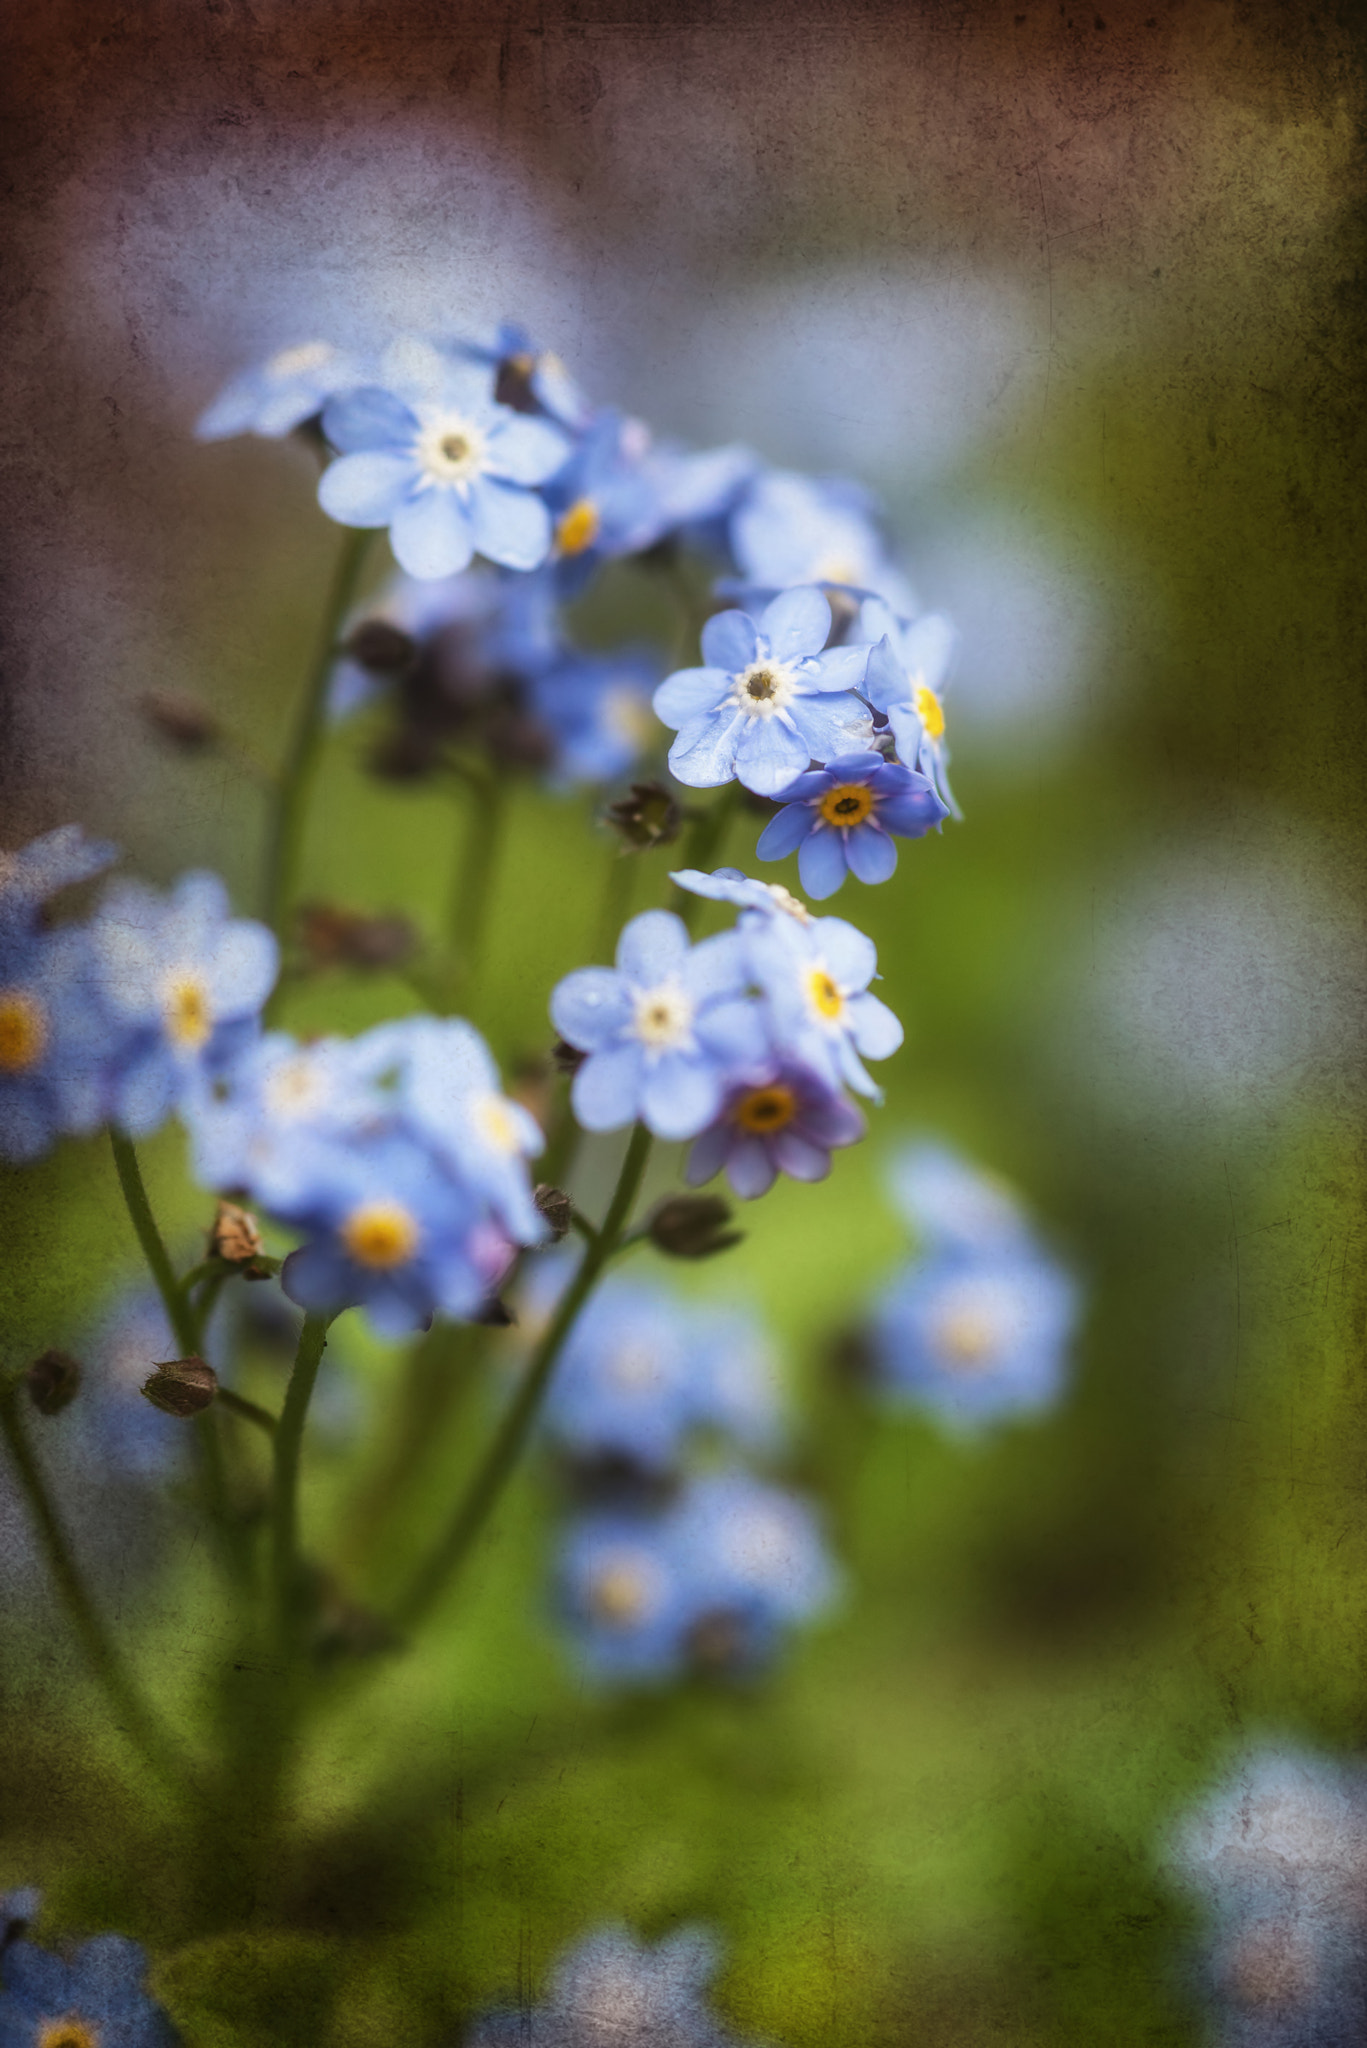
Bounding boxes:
25 1350 81 1416
209 1200 264 1265
342 619 418 675
551 1037 586 1077
647 1195 743 1260
533 1184 573 1241
605 780 682 852
472 1297 516 1327
296 902 417 972
139 690 221 752
141 1357 218 1418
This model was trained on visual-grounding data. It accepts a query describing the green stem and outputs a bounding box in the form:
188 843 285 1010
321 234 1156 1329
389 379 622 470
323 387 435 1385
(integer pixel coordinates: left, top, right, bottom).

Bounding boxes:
261 526 373 961
672 784 742 933
442 768 506 1009
393 1122 654 1633
269 1312 332 1650
0 1383 194 1800
591 844 636 964
216 1386 278 1436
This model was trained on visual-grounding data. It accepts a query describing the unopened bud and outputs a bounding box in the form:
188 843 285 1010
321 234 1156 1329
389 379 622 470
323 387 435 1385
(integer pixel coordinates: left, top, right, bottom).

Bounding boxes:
494 351 541 416
296 902 417 972
141 1357 218 1418
139 691 221 752
647 1194 743 1260
605 780 682 852
343 619 418 674
551 1037 586 1076
25 1350 82 1416
209 1200 264 1264
472 1297 516 1327
533 1184 573 1241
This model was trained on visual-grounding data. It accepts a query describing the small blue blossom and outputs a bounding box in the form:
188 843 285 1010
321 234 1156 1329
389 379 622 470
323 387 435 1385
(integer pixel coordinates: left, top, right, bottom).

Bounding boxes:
740 897 904 1100
0 1932 179 2047
452 320 592 433
0 826 117 935
887 1141 1031 1257
641 440 758 545
467 1923 743 2048
88 872 279 1139
756 749 949 898
540 1272 780 1473
530 649 662 787
652 588 872 797
195 339 369 441
73 1288 189 1479
542 411 665 594
277 1131 509 1339
0 925 114 1163
181 1030 388 1213
870 1240 1079 1429
560 1508 698 1683
550 910 766 1141
318 341 570 579
326 565 511 722
858 596 961 816
668 866 812 924
685 1057 866 1200
729 468 916 614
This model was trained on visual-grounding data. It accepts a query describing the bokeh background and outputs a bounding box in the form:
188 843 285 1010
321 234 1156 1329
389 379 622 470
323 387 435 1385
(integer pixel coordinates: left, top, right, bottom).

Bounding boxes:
2 3 1365 2044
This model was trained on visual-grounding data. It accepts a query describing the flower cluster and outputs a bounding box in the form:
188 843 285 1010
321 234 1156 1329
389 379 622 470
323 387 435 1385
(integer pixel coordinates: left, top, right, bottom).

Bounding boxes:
1170 1744 1367 2047
467 1923 764 2048
866 1142 1081 1429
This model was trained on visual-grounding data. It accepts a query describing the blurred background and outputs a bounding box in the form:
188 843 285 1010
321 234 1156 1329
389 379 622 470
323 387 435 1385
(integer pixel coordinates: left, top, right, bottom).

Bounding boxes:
2 3 1365 2044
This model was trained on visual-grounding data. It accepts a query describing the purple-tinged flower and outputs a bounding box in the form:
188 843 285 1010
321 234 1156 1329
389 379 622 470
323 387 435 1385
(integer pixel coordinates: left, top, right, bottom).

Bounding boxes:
0 826 117 936
887 1141 1031 1257
550 910 765 1141
870 1240 1079 1428
0 1931 178 2048
652 587 872 797
467 1924 738 2048
745 902 903 1100
756 749 949 898
530 649 662 787
0 925 114 1163
195 339 369 441
452 320 592 433
318 342 570 579
685 1058 866 1199
729 468 917 614
88 872 278 1139
858 596 961 816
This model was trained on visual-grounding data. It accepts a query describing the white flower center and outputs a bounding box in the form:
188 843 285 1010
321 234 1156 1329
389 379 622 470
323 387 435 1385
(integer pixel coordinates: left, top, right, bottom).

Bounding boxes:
631 980 695 1051
608 1341 661 1392
732 657 797 721
601 685 654 749
263 1056 329 1119
414 410 488 489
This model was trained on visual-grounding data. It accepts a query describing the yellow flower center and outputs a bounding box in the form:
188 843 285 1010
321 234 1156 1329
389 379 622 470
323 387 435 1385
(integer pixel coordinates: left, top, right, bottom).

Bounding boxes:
632 982 695 1050
735 1083 797 1134
0 989 47 1072
812 553 862 587
914 680 946 742
341 1201 420 1269
555 497 601 555
163 973 212 1050
473 1094 520 1153
263 1057 326 1117
39 2021 100 2048
590 1560 654 1626
933 1307 999 1371
808 968 844 1022
818 782 875 828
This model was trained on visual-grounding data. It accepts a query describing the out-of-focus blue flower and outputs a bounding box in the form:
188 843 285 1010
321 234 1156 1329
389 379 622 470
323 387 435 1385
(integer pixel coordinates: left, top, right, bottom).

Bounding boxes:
0 925 114 1163
641 440 758 547
756 749 949 898
278 1131 512 1339
859 597 961 817
1170 1743 1367 2048
870 1240 1079 1428
653 588 872 797
560 1470 836 1684
729 469 916 614
0 1931 178 2047
541 1274 780 1473
195 340 369 441
542 411 664 594
685 1059 865 1200
887 1141 1031 1257
0 826 117 935
318 341 569 579
181 1031 387 1212
74 1288 192 1479
355 1015 547 1245
744 901 903 1101
326 565 511 722
530 649 662 787
0 1894 40 1951
466 1922 740 2048
452 320 592 434
550 910 766 1142
88 873 278 1139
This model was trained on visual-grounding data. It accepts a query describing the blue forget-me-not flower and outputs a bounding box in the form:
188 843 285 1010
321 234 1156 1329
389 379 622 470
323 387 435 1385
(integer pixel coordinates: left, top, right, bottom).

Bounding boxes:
452 319 592 434
181 1030 387 1214
550 909 766 1142
756 749 949 898
652 587 872 798
318 341 569 579
530 649 662 788
735 893 904 1101
195 339 369 442
859 596 961 817
886 1141 1031 1258
728 468 916 615
0 826 116 933
0 1929 179 2047
0 924 113 1164
466 1922 746 2048
542 410 664 594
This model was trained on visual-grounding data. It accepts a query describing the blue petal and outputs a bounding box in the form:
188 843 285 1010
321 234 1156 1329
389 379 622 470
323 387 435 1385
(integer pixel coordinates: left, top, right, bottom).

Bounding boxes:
318 451 415 527
616 910 689 987
572 1043 644 1130
811 916 878 991
848 989 903 1060
281 1239 359 1313
113 1046 176 1137
727 1134 778 1198
652 667 728 729
756 804 813 861
550 968 632 1050
825 751 883 780
733 718 810 797
861 634 908 713
788 693 873 761
700 609 759 672
682 928 750 1002
639 1053 721 1140
390 490 476 579
321 386 418 452
471 477 552 570
845 822 898 885
899 611 957 690
805 643 871 693
668 711 743 789
761 586 830 661
798 828 849 899
203 921 279 1017
878 784 949 837
1 1940 75 2009
484 414 571 485
885 702 926 768
694 996 767 1066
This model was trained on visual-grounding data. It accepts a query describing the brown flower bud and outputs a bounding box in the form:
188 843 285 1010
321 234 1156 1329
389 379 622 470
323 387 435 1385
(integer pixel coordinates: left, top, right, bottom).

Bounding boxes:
209 1200 264 1264
296 903 417 972
472 1297 516 1327
551 1037 586 1077
533 1184 573 1241
647 1194 743 1260
141 1357 218 1418
25 1349 82 1416
605 780 682 852
139 691 220 752
342 619 418 674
